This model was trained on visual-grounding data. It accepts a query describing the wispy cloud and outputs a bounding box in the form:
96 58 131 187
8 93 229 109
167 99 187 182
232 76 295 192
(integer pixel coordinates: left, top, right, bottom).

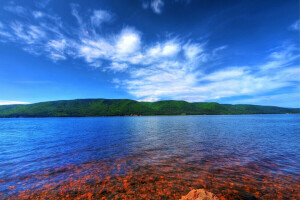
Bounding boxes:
71 4 83 28
121 43 299 102
0 21 13 40
91 10 111 27
46 39 67 61
142 0 191 14
106 62 128 72
141 0 164 14
0 2 298 105
1 8 69 60
32 11 44 19
151 0 164 14
260 44 298 70
10 22 47 44
4 5 26 15
0 100 30 105
138 97 160 102
36 0 51 8
200 67 248 81
289 19 300 31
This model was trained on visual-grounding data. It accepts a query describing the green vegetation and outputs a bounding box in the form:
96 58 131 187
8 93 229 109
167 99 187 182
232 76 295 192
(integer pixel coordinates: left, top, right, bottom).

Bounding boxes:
0 99 299 117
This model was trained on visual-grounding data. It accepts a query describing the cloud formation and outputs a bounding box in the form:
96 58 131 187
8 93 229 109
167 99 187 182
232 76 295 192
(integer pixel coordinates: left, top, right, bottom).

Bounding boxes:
107 62 128 72
289 20 300 31
0 3 299 106
91 10 111 27
142 0 164 14
151 0 164 14
142 0 192 14
120 43 299 102
0 100 30 105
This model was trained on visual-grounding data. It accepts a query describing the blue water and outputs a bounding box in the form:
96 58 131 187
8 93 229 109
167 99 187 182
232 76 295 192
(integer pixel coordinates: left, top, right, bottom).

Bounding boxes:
0 114 299 198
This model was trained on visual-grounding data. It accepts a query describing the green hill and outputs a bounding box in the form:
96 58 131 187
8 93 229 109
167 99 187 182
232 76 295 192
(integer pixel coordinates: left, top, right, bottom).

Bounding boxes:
0 99 299 117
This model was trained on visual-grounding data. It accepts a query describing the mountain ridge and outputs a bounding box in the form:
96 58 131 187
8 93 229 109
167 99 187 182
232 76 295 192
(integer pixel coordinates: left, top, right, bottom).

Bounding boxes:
0 98 299 117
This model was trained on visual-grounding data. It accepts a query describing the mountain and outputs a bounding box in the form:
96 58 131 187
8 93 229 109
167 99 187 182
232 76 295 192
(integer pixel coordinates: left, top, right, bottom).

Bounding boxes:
0 99 299 118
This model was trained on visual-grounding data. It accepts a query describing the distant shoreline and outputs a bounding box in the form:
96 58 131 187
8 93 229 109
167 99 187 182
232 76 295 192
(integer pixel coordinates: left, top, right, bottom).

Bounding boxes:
0 113 299 119
0 98 299 118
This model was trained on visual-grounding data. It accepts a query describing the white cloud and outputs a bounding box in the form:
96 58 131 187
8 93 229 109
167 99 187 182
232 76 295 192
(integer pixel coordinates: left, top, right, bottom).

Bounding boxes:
145 40 181 61
78 38 114 63
161 41 180 56
151 0 164 14
32 11 44 18
47 39 66 52
71 5 111 35
107 62 128 72
46 39 67 60
0 30 12 39
28 25 47 40
71 4 84 30
2 5 115 63
112 78 121 84
183 43 204 60
121 44 299 102
10 22 30 42
212 45 227 55
260 44 298 70
10 22 46 44
1 3 299 106
289 20 300 31
147 44 161 57
79 45 104 63
0 101 30 105
137 97 160 102
5 14 70 60
272 66 300 82
124 59 201 99
201 67 248 81
1 4 190 68
0 22 13 40
143 0 191 14
4 5 26 15
115 28 141 56
91 10 111 27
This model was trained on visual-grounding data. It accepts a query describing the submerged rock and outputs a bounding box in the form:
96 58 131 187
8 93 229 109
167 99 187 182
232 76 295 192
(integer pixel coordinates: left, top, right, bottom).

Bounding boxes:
180 189 220 200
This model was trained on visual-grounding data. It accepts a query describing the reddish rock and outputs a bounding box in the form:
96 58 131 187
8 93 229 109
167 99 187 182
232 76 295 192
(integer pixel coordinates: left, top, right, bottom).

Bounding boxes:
180 189 220 200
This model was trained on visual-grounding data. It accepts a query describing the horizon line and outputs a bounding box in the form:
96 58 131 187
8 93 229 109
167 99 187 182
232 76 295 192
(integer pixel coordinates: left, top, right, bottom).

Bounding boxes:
0 98 299 109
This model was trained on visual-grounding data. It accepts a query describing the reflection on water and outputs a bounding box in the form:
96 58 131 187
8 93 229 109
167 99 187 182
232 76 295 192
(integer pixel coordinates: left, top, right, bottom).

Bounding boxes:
0 115 299 199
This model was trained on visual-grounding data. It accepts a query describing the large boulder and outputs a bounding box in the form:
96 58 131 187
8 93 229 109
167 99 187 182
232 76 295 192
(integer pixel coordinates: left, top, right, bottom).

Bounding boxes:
180 189 220 200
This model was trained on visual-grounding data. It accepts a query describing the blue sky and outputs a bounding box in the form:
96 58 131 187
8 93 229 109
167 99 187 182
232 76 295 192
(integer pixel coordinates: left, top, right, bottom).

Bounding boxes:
0 0 299 107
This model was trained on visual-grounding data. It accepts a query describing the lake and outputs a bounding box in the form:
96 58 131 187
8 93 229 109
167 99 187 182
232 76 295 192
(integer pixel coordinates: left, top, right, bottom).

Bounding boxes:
0 115 299 199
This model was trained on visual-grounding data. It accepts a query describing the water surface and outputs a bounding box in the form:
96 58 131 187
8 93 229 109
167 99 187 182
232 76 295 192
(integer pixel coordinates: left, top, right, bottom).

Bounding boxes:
0 115 299 199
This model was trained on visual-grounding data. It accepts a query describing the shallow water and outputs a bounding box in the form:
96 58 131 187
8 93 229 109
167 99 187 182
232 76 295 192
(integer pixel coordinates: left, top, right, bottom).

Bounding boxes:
0 115 299 199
